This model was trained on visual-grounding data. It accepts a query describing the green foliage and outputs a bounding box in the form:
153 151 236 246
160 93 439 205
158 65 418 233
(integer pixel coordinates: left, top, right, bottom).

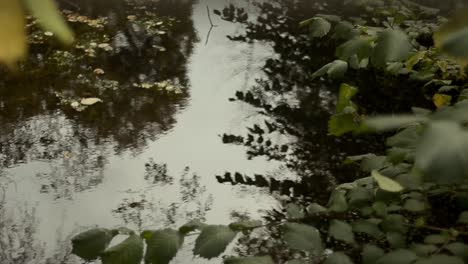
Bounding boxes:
193 225 237 259
143 229 184 264
101 233 144 264
71 228 118 260
224 256 275 264
282 223 323 253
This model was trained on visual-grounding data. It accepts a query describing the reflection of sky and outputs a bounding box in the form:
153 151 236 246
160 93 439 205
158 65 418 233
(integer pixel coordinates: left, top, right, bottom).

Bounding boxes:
1 0 295 263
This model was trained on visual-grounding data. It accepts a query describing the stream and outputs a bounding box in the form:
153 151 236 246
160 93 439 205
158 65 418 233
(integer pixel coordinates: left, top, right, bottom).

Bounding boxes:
0 0 302 263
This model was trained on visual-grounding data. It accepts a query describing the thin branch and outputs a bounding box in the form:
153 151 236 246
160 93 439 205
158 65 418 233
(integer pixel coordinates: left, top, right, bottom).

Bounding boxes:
205 5 218 46
206 5 218 28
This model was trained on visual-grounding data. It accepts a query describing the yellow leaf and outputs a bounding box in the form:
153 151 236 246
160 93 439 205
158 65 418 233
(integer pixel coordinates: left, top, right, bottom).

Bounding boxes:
371 170 404 193
0 0 27 68
80 98 102 106
432 93 452 109
23 0 74 45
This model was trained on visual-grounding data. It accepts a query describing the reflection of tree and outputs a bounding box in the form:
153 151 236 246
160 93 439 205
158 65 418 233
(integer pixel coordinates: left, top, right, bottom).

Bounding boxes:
115 163 213 230
218 0 385 200
0 0 198 197
0 0 197 156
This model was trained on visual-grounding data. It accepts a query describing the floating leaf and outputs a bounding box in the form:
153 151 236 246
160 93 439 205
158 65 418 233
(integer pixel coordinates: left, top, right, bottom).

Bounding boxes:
372 29 412 68
329 220 355 244
71 228 118 260
0 0 27 68
282 223 323 254
143 229 184 264
80 98 103 106
372 170 404 192
194 225 237 259
224 256 274 264
101 234 144 264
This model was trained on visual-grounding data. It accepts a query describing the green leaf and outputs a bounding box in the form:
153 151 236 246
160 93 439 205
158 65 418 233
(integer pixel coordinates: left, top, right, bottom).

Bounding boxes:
424 234 450 245
312 60 349 80
143 229 184 264
363 115 428 132
415 121 468 185
414 255 464 264
333 21 358 40
372 29 412 68
324 252 354 264
410 244 438 257
308 17 331 38
224 256 275 264
328 190 349 212
381 214 407 233
328 112 359 136
101 234 144 264
283 223 323 254
457 211 468 224
327 60 349 79
375 249 418 264
372 170 404 193
406 51 427 71
336 84 359 112
348 187 373 207
285 203 305 219
386 232 407 249
352 220 383 238
329 220 355 244
373 202 388 217
403 199 426 212
0 0 27 68
362 245 384 264
306 203 327 214
193 225 237 259
444 243 468 262
336 36 373 62
71 228 118 261
434 6 468 59
179 219 205 234
229 220 263 231
23 0 74 45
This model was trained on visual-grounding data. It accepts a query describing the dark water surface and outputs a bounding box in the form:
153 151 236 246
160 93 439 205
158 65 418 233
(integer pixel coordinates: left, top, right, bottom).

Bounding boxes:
0 0 299 263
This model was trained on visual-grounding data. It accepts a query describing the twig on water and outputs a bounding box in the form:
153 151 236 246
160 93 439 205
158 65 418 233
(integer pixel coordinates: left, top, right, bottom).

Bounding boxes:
205 5 218 45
